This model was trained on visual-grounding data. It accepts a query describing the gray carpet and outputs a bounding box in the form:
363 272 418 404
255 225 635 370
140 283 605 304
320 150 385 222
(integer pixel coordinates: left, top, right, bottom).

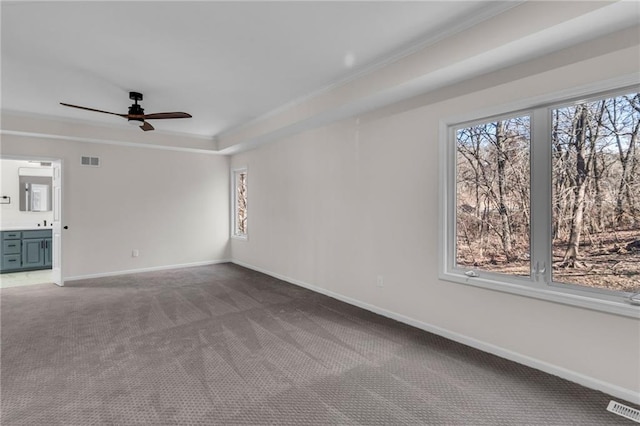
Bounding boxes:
0 263 635 425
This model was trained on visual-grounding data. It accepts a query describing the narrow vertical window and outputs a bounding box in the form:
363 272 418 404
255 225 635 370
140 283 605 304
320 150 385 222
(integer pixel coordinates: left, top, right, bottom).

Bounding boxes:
232 168 248 238
455 115 531 277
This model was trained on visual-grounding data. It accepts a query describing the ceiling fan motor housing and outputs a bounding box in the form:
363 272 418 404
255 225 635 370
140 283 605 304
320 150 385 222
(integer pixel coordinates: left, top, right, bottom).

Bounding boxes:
128 104 144 116
128 92 144 125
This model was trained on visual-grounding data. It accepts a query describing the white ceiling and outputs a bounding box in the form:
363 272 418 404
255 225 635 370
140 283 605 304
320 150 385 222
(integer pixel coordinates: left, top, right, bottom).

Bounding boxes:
3 1 639 148
1 1 519 139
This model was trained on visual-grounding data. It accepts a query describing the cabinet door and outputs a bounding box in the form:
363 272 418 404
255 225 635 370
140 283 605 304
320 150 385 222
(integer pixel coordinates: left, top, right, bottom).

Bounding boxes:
22 239 45 268
44 238 53 267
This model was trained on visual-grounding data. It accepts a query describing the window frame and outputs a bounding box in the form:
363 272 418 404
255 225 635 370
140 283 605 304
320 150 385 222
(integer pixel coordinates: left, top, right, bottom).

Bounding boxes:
439 79 640 318
231 167 248 241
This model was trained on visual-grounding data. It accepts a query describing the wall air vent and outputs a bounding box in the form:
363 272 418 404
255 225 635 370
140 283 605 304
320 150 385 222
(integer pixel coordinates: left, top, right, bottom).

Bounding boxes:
607 400 640 423
81 156 100 167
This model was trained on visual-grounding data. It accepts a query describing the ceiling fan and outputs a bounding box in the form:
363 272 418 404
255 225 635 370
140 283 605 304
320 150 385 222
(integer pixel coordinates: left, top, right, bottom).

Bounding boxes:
60 92 192 131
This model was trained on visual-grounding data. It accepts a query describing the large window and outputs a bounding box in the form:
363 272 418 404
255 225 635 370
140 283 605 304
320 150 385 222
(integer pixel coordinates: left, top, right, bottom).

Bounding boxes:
442 88 640 316
232 168 247 239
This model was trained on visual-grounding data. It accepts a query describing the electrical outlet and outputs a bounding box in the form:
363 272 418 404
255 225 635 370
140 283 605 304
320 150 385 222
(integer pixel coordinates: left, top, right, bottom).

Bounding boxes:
376 275 384 288
132 249 139 258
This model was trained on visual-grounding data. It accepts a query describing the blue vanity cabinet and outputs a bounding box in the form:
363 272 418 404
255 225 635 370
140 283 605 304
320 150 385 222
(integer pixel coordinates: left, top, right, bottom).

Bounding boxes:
1 229 52 273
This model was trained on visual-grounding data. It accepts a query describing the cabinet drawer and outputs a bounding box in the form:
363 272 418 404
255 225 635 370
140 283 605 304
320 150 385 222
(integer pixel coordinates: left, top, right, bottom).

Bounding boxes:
2 240 21 254
2 231 21 240
2 254 21 270
21 230 52 239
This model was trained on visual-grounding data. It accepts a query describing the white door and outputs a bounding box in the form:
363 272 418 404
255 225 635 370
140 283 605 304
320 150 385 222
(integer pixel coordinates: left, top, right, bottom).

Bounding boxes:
52 161 63 287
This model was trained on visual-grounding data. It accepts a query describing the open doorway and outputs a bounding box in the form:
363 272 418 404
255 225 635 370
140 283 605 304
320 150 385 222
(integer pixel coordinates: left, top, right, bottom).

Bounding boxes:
0 157 63 288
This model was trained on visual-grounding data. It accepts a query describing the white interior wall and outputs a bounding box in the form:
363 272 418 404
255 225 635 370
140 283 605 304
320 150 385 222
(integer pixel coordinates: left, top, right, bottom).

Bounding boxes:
229 42 640 400
0 135 230 279
0 159 54 228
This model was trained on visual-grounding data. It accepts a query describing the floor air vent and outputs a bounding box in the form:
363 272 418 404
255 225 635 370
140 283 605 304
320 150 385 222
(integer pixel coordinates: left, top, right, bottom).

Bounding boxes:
607 400 640 423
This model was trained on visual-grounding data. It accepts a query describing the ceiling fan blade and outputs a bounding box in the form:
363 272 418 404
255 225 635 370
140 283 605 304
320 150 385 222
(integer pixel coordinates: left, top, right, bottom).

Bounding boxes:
60 103 127 117
140 121 154 131
143 112 192 120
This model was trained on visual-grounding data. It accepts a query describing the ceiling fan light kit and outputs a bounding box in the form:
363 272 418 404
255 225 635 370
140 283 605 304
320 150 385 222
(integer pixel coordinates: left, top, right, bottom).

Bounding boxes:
60 91 192 132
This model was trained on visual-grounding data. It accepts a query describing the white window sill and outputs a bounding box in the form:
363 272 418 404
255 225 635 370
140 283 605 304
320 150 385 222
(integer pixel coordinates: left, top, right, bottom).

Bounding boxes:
231 234 248 241
440 271 640 319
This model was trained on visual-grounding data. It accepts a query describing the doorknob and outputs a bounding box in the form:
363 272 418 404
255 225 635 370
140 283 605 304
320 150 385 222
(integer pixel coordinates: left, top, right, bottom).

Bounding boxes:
63 226 69 229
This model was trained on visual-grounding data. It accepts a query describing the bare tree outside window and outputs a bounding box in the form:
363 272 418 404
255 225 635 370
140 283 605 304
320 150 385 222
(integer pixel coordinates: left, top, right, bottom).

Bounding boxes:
234 170 247 237
455 116 531 277
453 93 639 293
552 93 640 292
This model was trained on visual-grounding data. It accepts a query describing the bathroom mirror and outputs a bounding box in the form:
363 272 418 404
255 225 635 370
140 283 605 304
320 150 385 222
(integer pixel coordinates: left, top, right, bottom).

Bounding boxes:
19 175 53 212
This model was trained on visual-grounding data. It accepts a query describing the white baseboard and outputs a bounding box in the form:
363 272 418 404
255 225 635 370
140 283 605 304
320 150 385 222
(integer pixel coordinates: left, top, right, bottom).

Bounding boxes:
232 260 640 405
65 259 231 282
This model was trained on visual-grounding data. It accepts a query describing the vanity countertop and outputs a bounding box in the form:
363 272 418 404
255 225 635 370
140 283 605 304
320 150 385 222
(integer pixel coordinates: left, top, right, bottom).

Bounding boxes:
1 225 54 231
